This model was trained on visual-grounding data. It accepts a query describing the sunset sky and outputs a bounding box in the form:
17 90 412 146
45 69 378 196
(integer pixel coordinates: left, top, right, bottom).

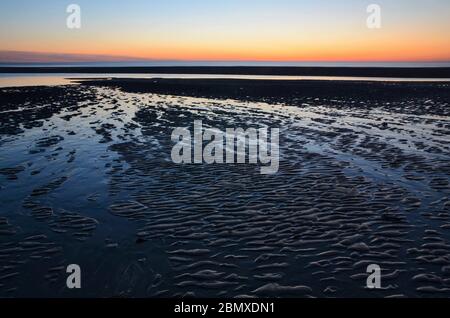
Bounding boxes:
0 0 449 63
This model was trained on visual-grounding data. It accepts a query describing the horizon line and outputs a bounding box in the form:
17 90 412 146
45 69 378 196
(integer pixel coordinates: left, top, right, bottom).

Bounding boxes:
0 51 449 65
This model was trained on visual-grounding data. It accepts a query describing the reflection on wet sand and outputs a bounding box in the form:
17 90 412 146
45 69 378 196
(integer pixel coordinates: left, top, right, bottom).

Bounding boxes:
0 79 449 297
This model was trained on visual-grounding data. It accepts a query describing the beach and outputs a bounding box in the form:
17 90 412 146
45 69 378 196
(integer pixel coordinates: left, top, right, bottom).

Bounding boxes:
0 77 450 297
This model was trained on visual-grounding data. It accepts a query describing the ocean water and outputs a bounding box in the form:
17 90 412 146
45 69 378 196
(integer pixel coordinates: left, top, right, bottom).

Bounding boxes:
1 73 450 88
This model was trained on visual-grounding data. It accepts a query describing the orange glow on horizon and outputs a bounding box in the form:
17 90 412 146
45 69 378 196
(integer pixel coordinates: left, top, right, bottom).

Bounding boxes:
10 33 447 63
2 27 449 63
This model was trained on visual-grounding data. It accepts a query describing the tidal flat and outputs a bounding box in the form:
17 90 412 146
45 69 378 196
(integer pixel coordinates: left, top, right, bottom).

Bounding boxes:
0 78 449 297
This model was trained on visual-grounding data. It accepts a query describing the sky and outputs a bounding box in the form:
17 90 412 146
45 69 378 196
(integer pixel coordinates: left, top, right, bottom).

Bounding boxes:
0 0 449 63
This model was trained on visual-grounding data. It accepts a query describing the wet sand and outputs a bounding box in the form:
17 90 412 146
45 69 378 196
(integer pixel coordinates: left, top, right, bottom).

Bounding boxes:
0 78 449 298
